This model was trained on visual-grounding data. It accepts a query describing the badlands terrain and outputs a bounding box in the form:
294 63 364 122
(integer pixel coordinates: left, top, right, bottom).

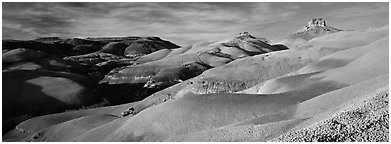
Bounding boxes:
2 18 389 142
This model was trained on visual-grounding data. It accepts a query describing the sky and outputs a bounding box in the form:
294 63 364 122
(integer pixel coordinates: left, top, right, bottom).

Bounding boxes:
2 2 389 45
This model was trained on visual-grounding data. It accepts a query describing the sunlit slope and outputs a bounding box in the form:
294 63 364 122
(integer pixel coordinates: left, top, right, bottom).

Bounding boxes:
40 33 388 142
128 26 388 114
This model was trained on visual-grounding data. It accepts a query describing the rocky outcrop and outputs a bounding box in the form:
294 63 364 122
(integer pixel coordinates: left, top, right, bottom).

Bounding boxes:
308 18 326 27
295 18 341 36
237 32 256 39
274 18 342 47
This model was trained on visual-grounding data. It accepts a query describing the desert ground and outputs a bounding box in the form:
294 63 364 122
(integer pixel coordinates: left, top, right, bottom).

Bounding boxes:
2 3 389 142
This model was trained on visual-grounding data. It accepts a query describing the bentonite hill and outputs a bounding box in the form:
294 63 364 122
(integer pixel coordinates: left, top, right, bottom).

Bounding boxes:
2 2 389 142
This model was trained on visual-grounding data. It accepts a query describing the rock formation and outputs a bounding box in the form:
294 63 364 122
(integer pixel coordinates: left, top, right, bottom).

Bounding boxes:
237 32 255 39
273 18 342 47
295 18 341 35
308 18 326 27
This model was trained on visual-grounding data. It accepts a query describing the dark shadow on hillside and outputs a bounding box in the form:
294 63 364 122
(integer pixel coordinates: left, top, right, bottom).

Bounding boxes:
2 79 71 134
98 83 168 105
2 69 103 134
271 44 289 51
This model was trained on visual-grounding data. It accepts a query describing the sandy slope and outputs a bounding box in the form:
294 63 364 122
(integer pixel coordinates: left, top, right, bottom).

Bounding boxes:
135 49 172 64
127 26 388 114
165 76 388 141
272 86 389 142
247 37 388 94
2 102 136 141
161 29 388 141
163 35 388 140
30 114 119 142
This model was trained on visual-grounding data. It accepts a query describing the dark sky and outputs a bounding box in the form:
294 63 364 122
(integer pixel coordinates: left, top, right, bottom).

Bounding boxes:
2 2 389 45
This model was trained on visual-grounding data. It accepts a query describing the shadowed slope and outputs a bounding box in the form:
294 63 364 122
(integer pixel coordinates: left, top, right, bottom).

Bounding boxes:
3 48 82 71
